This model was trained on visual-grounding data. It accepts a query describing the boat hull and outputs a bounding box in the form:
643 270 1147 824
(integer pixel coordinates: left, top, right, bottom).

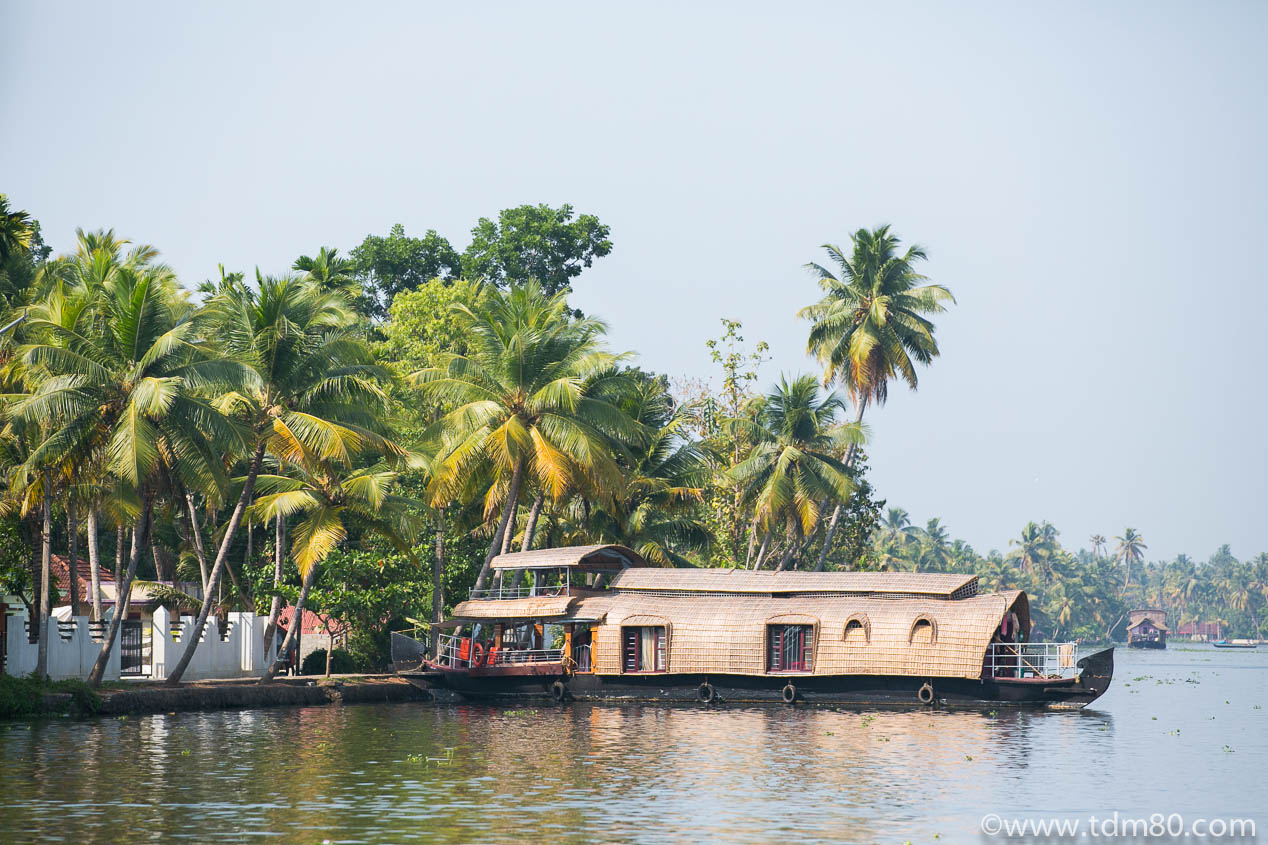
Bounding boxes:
404 647 1114 710
1127 639 1166 650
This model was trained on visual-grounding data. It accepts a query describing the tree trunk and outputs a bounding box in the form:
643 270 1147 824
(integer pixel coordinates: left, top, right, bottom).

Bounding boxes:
262 563 319 681
814 504 842 572
36 473 52 679
114 526 125 588
753 532 771 570
88 499 151 687
185 492 210 594
326 627 334 677
521 491 544 553
816 398 867 572
472 456 526 592
775 534 803 572
87 508 102 622
68 508 81 618
165 441 268 685
744 517 759 568
500 498 518 556
25 514 41 644
432 509 445 658
263 513 286 655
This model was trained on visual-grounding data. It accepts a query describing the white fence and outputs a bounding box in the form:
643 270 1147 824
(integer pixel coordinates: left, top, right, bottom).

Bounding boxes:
4 606 276 682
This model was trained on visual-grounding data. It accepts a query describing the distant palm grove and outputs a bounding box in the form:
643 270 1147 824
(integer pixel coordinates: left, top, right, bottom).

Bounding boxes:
1 194 1264 685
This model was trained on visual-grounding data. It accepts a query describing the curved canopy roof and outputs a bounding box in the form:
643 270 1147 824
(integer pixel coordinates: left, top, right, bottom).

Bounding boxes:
491 544 648 571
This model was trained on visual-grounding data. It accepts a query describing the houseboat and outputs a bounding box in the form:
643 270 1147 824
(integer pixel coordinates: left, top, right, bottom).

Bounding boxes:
1126 609 1168 649
394 545 1114 709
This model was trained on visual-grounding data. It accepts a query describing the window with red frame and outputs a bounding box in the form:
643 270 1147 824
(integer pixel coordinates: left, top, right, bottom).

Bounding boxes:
767 624 813 672
622 626 666 672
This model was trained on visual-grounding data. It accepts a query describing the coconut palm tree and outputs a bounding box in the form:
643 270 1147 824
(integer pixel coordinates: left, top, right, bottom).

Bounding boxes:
14 262 248 686
799 226 954 567
294 247 360 301
0 195 34 263
583 377 712 566
726 375 859 571
412 282 640 591
252 459 419 680
165 272 397 684
1008 522 1060 580
1090 534 1107 559
1114 528 1147 591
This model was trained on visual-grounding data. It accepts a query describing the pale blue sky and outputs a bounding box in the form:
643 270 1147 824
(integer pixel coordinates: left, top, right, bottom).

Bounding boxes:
3 2 1265 562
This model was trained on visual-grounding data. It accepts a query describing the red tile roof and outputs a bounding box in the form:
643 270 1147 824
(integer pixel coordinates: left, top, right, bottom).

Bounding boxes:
277 605 343 635
50 555 114 604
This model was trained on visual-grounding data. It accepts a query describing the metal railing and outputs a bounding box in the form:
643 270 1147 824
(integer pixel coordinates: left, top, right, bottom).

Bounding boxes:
469 569 571 600
985 642 1079 679
467 583 569 600
434 631 564 669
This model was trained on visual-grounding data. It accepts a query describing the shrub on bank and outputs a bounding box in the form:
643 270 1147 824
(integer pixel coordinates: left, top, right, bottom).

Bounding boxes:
0 674 102 718
301 648 358 676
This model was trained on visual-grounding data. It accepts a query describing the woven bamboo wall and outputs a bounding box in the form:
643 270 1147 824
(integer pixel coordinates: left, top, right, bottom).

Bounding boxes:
582 592 1015 680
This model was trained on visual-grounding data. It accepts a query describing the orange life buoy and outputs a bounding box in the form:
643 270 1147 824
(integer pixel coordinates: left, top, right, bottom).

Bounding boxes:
471 642 486 666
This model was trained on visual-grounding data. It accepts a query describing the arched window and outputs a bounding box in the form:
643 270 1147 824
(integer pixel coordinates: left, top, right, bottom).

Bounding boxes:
909 615 937 645
843 614 870 644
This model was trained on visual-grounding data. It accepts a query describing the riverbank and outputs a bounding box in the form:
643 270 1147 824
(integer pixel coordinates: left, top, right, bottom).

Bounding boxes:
3 674 427 719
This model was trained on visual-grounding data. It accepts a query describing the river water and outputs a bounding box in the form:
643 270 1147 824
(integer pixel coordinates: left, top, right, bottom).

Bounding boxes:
2 647 1265 843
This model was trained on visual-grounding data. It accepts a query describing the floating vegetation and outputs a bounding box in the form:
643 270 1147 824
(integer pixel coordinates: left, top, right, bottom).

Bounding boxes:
965 755 973 761
860 715 874 727
1223 745 1235 753
502 709 539 717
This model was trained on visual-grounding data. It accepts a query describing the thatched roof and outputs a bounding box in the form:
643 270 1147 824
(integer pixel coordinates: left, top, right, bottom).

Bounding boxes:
1127 618 1169 633
449 595 576 622
609 568 979 599
491 544 647 571
579 588 1026 680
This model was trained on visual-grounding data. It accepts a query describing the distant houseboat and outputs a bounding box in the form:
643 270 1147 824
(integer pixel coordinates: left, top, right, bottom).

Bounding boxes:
1126 609 1168 649
395 545 1114 709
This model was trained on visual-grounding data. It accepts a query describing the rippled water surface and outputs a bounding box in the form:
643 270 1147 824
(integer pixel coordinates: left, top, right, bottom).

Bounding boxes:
2 647 1265 843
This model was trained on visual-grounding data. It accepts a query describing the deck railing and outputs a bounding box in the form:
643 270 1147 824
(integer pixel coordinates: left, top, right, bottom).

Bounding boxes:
467 583 569 600
435 631 564 669
985 642 1079 679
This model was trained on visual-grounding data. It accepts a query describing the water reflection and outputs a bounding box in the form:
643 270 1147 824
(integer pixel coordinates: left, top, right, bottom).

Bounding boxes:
1 648 1263 843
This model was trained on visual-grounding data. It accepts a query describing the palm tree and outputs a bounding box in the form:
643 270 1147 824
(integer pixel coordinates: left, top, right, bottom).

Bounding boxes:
412 282 639 591
1114 528 1147 592
799 226 954 567
15 262 247 686
1090 534 1107 559
585 377 712 566
165 272 396 684
294 247 360 301
1008 522 1059 580
0 195 34 263
727 375 858 571
252 460 419 680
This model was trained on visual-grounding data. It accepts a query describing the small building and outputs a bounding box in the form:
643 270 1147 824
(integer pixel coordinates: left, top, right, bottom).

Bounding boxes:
1172 620 1222 641
1126 609 1167 649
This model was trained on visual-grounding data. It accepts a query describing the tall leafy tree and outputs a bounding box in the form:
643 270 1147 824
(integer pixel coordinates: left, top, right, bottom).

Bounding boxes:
461 204 612 296
253 460 419 680
727 374 859 571
799 225 954 567
1115 528 1147 591
351 225 461 320
15 262 247 686
165 272 398 684
413 282 638 591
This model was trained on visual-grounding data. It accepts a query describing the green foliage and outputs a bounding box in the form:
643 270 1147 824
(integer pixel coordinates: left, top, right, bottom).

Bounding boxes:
351 224 461 320
461 204 612 296
0 674 101 718
301 647 357 676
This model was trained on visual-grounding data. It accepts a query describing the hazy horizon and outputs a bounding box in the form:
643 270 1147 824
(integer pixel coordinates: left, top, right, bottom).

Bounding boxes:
4 2 1265 563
